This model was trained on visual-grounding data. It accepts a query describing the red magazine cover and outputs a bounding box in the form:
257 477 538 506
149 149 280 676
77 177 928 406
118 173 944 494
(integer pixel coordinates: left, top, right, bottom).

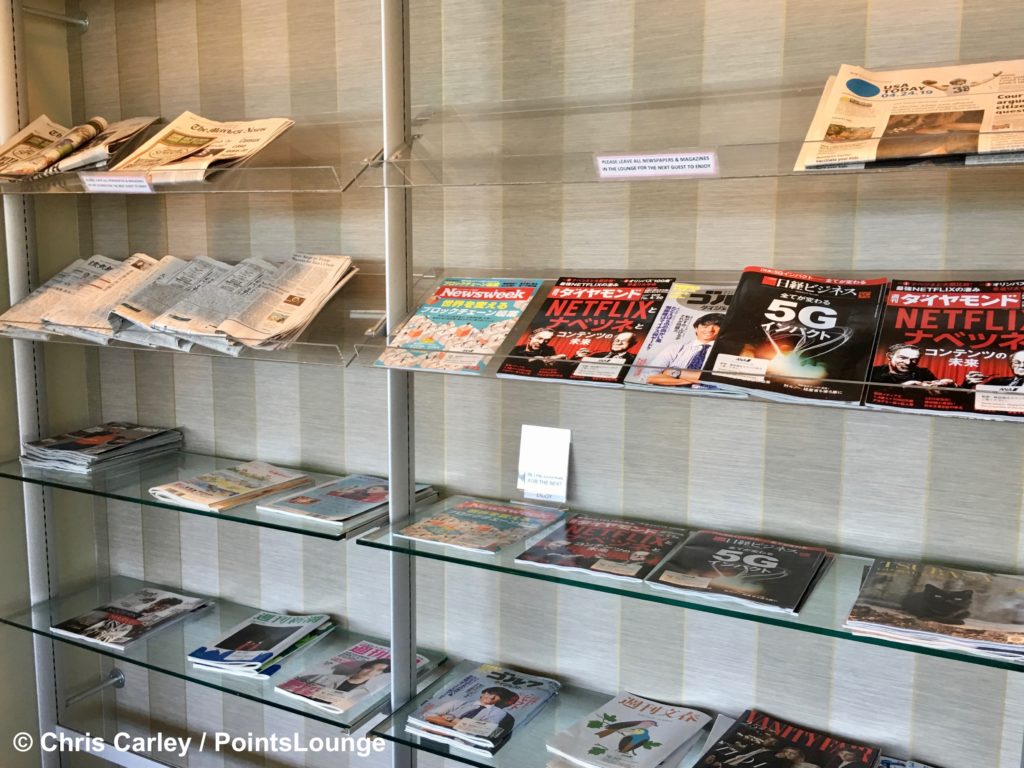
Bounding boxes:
496 276 674 385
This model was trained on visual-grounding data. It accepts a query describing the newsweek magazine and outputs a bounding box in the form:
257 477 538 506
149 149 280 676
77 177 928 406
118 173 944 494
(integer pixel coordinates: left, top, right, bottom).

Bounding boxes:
275 640 428 714
375 277 543 374
701 709 878 768
546 691 711 768
50 588 211 650
845 560 1024 661
645 531 831 614
700 267 886 404
863 279 1024 419
406 662 561 755
515 514 687 582
624 281 744 396
496 277 674 385
393 495 565 554
795 60 1024 170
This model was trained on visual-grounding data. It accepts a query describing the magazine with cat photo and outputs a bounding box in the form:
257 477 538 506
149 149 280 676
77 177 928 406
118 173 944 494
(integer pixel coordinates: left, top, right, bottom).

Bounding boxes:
845 559 1024 661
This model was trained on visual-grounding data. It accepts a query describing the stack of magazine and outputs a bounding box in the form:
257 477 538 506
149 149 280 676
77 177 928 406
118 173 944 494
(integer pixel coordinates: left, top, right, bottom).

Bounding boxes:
50 587 211 650
646 530 833 614
21 422 183 474
845 560 1024 662
546 691 711 768
150 461 311 512
257 474 436 527
405 662 561 755
275 640 428 714
187 611 333 679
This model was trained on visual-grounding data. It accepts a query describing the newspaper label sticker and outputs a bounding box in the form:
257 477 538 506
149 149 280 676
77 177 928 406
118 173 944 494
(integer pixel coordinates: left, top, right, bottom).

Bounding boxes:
517 424 571 504
975 385 1024 413
79 173 153 194
595 151 719 180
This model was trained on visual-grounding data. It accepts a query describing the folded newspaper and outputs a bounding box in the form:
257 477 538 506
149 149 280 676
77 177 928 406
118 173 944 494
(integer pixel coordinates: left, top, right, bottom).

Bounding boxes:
0 115 108 179
796 59 1024 170
149 460 311 511
0 115 68 175
21 422 183 474
43 116 158 175
111 110 294 183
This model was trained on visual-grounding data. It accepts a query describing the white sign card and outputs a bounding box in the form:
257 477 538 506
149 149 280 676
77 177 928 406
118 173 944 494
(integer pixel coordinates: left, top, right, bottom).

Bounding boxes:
517 424 571 503
595 150 718 180
79 173 153 194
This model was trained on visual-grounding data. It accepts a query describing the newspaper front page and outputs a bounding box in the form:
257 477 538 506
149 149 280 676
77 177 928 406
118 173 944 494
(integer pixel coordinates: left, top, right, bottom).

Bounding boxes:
112 111 294 183
0 115 68 175
796 60 1024 170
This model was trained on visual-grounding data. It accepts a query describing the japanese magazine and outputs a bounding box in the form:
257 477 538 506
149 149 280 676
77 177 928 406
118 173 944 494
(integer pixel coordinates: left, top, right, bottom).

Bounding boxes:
845 560 1024 661
149 460 311 511
257 474 435 524
375 277 545 374
21 422 183 474
496 276 674 385
700 709 879 768
515 514 687 582
393 495 565 554
796 60 1024 171
406 662 561 755
188 611 331 674
645 530 832 614
50 587 211 651
546 691 711 768
863 279 1024 419
624 281 743 396
700 267 887 405
275 640 428 714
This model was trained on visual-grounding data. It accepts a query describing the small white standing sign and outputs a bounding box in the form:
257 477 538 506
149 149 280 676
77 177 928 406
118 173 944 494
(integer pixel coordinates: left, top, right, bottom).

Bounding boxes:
517 424 571 504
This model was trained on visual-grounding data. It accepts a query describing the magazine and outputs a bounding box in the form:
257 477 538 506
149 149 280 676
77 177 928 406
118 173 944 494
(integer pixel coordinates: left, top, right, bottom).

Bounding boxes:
863 279 1024 419
44 116 157 175
406 662 561 755
515 514 687 582
700 267 887 404
796 60 1024 170
112 110 294 183
0 116 107 179
546 691 711 768
701 709 879 768
496 277 674 385
624 281 742 396
845 560 1024 661
188 611 331 672
149 460 311 512
21 422 183 474
275 640 428 714
375 277 545 374
394 496 565 554
50 587 211 651
200 622 335 679
645 530 831 614
257 474 433 524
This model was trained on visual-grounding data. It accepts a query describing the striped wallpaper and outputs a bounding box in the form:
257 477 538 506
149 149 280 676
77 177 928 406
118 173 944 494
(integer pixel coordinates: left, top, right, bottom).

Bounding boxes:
12 0 1024 766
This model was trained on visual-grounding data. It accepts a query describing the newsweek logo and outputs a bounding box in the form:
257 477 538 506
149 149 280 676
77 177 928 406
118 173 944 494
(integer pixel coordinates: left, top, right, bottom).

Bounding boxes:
436 286 532 300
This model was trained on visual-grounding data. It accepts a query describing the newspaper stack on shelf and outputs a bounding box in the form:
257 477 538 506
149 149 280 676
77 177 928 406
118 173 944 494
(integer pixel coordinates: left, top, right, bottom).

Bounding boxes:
257 474 436 526
188 611 333 679
845 559 1024 662
546 691 711 768
275 640 428 714
406 662 561 755
111 110 294 184
150 460 311 512
50 587 211 651
0 115 108 179
21 422 183 474
645 530 833 614
795 59 1024 171
40 116 157 175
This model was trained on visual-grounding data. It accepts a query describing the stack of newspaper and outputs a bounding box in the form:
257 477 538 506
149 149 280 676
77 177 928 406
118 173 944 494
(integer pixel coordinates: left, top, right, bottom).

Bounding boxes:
795 59 1024 171
0 252 357 355
21 422 183 474
188 611 334 679
845 560 1024 662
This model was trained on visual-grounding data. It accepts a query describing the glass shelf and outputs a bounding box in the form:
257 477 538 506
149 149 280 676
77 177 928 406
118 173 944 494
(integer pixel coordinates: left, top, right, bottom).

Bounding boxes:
0 115 382 195
372 659 609 768
0 451 389 541
355 87 1024 187
359 513 1024 673
3 266 389 367
0 576 446 731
